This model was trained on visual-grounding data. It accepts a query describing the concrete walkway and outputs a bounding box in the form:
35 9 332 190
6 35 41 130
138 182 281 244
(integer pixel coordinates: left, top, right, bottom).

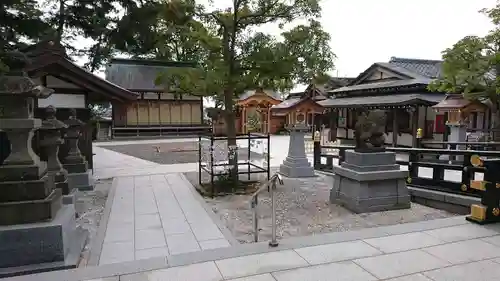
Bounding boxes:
12 216 500 281
98 173 233 265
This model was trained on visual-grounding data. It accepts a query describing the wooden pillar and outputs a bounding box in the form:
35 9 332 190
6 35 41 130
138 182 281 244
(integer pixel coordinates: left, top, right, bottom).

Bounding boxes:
136 101 139 136
267 106 271 134
392 109 398 147
411 106 419 147
242 106 247 134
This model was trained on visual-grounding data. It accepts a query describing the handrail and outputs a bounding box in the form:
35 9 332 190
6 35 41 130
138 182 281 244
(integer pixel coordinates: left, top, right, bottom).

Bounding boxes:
250 172 283 247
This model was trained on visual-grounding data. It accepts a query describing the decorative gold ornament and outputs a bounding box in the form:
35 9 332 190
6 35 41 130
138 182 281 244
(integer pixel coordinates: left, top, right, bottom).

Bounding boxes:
461 184 468 192
416 128 423 139
496 183 500 189
493 208 500 216
406 177 412 184
470 155 483 167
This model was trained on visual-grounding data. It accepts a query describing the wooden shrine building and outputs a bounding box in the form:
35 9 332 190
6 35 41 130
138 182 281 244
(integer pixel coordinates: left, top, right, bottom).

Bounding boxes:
211 78 351 136
19 40 140 168
319 57 446 147
106 58 209 137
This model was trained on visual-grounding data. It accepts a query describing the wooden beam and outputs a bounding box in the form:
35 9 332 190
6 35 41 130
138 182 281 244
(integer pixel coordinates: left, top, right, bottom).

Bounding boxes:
392 109 398 147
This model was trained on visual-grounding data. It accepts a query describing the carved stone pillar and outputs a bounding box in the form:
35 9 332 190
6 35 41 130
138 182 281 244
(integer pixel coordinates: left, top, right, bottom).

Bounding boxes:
0 51 87 276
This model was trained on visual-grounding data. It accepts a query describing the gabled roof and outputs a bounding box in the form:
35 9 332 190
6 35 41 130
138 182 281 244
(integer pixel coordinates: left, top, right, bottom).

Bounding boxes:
238 88 282 102
105 58 196 92
319 93 444 108
24 41 138 101
331 57 443 94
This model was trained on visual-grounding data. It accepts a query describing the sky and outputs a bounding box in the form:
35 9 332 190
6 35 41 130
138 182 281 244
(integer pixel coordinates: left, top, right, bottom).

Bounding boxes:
78 0 498 91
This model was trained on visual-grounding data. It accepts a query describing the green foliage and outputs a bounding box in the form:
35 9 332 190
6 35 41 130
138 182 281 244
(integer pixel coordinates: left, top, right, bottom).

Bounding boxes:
428 3 500 106
154 0 335 106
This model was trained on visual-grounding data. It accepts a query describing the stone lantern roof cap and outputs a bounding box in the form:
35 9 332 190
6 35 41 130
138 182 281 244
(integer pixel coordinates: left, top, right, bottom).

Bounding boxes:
0 51 54 98
41 106 67 130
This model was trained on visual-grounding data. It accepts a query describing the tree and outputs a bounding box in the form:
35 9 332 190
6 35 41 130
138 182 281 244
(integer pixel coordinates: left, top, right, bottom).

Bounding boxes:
156 0 335 185
0 0 50 75
428 3 500 138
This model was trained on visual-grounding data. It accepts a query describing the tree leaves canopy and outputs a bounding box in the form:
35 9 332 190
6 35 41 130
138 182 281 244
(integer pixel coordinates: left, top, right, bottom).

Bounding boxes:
428 3 500 106
155 0 335 105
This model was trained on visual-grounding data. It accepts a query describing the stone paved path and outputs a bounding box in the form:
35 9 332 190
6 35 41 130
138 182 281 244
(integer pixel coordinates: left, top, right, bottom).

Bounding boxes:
14 217 500 281
99 173 231 265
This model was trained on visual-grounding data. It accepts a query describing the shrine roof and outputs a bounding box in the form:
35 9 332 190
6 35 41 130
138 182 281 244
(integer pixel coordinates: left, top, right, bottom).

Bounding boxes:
105 58 196 92
329 57 443 95
24 41 138 101
319 93 444 108
272 98 302 109
238 89 282 101
432 94 470 109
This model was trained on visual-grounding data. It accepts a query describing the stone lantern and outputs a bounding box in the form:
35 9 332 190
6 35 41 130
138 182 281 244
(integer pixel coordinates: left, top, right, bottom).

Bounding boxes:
0 52 86 276
63 108 93 191
39 105 73 204
433 94 487 161
279 110 315 177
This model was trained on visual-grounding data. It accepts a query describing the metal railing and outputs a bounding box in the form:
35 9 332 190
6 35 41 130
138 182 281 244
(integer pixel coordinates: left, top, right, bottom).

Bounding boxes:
250 172 283 247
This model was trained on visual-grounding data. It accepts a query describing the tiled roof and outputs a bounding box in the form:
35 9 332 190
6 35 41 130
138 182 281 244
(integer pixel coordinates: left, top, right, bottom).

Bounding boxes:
105 58 196 91
272 98 302 109
319 93 444 108
238 89 282 101
389 57 443 79
331 78 431 93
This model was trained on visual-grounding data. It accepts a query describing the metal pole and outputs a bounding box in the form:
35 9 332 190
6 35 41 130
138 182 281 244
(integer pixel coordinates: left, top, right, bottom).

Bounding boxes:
269 180 278 247
252 194 259 242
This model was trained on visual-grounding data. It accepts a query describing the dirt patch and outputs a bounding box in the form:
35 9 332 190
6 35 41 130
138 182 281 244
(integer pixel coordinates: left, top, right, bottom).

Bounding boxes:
185 169 458 244
76 178 112 267
103 141 264 165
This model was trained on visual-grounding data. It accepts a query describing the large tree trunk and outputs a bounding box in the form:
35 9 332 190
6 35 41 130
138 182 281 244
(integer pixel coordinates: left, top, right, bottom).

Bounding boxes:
223 87 239 188
491 103 500 144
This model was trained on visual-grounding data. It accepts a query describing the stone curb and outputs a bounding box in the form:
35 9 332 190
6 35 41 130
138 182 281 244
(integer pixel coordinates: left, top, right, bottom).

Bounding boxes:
87 177 119 266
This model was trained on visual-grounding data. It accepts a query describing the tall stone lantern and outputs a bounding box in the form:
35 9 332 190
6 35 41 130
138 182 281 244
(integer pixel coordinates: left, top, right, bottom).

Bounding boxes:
279 110 315 177
0 52 86 277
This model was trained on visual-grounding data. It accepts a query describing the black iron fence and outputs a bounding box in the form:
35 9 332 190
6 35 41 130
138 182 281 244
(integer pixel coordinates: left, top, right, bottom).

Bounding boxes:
198 132 270 197
313 142 500 197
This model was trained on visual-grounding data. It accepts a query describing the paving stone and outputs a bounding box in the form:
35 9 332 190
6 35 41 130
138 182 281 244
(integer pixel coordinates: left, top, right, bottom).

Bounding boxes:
423 224 499 242
215 250 308 279
354 249 450 279
104 222 134 243
481 235 500 247
135 228 167 250
162 218 192 235
191 223 225 241
384 274 433 281
158 204 185 220
423 260 500 281
226 274 276 281
423 239 500 264
147 261 222 281
295 240 382 265
199 238 231 250
100 241 135 265
363 232 444 253
135 213 162 230
135 247 169 260
166 232 201 255
85 278 119 281
272 261 377 281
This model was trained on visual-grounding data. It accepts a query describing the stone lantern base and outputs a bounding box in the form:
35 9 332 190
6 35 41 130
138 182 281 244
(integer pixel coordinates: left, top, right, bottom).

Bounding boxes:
330 150 410 213
0 205 87 278
65 161 94 191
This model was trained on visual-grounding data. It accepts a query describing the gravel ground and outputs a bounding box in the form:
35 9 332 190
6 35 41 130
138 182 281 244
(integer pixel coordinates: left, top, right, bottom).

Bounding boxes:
103 141 264 165
75 178 112 267
184 169 458 244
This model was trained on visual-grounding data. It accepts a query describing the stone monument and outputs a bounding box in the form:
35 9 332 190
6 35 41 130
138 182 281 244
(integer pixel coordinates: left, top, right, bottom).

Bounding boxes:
279 112 315 178
62 108 93 191
0 52 86 277
330 109 410 213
